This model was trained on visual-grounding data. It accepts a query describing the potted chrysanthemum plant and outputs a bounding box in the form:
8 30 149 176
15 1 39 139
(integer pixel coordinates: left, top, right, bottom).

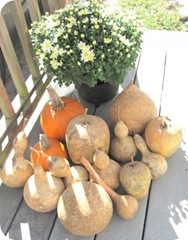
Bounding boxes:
29 0 143 105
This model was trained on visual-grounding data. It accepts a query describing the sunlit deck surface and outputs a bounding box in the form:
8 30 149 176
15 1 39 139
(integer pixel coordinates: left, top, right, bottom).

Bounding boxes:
0 30 188 240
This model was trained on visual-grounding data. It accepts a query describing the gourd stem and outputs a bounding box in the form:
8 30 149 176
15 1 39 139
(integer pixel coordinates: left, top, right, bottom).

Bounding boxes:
22 118 28 133
130 156 135 167
39 134 51 151
117 105 121 122
161 116 167 128
80 156 126 202
47 85 65 111
30 147 46 175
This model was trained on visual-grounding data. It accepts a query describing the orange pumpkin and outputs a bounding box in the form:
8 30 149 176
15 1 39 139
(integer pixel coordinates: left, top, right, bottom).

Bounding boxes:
30 134 68 171
40 85 85 141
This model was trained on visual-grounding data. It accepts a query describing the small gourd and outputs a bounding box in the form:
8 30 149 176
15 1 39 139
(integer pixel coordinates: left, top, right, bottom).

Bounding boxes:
91 159 121 190
119 157 152 200
30 134 68 171
110 111 137 162
0 118 34 188
63 165 89 188
145 116 183 158
134 134 168 179
46 155 71 178
24 148 65 212
93 143 110 170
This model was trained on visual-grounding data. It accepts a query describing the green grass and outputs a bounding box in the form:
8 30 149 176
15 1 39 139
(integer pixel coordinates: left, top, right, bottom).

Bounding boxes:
118 0 188 31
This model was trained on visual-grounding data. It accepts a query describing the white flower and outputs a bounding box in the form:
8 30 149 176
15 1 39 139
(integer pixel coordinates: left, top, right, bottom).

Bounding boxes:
104 38 112 44
42 39 52 53
119 36 132 46
50 48 59 59
81 48 95 62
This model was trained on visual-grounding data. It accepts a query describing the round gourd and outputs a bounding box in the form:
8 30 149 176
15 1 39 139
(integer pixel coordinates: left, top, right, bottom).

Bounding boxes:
40 85 85 141
57 181 113 236
145 116 183 158
30 134 68 171
110 82 157 135
65 114 110 164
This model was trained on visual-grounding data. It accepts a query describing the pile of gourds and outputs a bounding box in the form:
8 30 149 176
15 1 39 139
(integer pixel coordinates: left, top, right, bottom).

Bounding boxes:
0 82 183 236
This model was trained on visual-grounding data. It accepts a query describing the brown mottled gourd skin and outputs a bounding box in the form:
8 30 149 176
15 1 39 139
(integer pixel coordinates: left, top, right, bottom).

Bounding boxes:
110 82 157 135
0 118 34 188
23 148 65 212
134 134 168 179
110 119 137 162
119 158 152 200
80 156 139 220
145 116 183 158
65 114 110 164
57 181 113 236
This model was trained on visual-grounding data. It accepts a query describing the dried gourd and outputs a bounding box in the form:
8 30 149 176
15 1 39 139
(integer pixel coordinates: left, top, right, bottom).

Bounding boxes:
46 155 71 178
24 148 65 212
65 112 110 164
80 156 138 220
30 134 67 171
119 158 152 200
145 116 183 158
110 120 137 162
0 118 33 188
110 82 157 135
134 134 168 179
57 181 113 236
63 165 89 188
90 159 121 190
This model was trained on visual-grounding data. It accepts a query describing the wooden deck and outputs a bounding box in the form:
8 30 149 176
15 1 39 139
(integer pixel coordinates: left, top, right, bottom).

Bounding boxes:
0 30 188 240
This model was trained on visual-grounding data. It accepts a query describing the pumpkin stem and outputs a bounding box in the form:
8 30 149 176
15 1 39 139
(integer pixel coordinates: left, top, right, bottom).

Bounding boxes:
39 134 51 151
47 85 65 111
83 108 88 124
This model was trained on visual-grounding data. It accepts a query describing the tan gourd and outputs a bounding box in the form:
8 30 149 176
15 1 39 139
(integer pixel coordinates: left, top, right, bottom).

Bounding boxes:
63 165 89 188
93 145 110 170
91 159 121 190
23 148 65 212
65 110 110 164
110 82 157 135
46 155 71 178
57 181 113 236
0 119 34 188
145 116 183 158
119 158 152 200
80 156 138 220
110 115 137 162
134 134 168 179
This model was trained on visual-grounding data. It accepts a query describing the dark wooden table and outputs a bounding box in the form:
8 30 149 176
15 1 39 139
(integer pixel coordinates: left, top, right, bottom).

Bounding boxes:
0 30 188 240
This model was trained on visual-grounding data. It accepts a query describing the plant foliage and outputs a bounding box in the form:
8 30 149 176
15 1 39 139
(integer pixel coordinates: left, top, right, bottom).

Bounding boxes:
30 0 143 87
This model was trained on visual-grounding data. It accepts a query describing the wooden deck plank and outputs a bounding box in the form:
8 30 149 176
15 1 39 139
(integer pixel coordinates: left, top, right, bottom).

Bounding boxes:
95 33 167 240
49 218 95 240
143 33 188 240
